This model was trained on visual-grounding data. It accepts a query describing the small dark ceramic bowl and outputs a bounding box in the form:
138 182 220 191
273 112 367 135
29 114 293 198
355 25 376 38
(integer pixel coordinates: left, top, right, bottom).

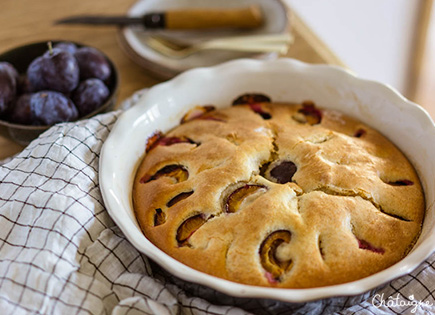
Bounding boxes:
0 40 119 145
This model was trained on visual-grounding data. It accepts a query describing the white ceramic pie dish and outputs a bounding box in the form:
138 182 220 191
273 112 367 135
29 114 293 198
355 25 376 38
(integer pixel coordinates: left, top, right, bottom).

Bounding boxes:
99 58 435 303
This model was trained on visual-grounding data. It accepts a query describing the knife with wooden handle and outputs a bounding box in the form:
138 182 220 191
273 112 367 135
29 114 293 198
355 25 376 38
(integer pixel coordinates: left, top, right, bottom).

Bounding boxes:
55 6 264 30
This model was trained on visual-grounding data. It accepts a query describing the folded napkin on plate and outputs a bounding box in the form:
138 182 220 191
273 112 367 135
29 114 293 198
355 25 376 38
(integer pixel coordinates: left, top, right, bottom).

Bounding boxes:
0 94 434 315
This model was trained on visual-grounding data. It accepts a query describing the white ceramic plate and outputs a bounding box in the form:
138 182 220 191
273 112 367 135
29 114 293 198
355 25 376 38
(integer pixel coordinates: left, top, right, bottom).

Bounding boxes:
119 0 289 79
100 58 435 303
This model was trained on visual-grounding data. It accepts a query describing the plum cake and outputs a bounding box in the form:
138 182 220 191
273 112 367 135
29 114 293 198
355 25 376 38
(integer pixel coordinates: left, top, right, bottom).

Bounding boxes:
132 94 425 288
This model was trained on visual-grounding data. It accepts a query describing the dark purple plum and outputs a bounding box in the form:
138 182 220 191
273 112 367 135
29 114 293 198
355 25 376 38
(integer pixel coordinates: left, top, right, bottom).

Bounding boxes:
269 161 297 184
74 47 111 81
27 47 79 93
232 93 271 105
72 78 109 116
32 91 78 125
53 42 78 55
10 94 34 125
17 75 34 94
0 64 17 115
0 62 19 82
10 91 78 125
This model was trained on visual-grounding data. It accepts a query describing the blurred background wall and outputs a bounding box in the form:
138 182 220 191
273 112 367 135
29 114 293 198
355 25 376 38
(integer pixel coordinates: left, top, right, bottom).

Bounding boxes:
286 0 435 122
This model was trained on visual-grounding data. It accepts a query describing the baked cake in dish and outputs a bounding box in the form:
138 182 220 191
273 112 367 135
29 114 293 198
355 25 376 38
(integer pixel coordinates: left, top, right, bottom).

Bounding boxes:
132 94 425 288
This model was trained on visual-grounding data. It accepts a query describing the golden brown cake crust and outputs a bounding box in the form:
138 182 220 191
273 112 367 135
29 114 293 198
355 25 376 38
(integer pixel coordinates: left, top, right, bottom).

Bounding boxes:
132 101 425 288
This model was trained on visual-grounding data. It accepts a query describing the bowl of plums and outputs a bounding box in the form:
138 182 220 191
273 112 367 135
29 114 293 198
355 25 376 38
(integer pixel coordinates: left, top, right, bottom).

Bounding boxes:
0 40 118 145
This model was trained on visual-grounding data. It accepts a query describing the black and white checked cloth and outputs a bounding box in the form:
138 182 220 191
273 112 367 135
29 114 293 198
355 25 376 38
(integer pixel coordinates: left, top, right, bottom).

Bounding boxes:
0 92 435 315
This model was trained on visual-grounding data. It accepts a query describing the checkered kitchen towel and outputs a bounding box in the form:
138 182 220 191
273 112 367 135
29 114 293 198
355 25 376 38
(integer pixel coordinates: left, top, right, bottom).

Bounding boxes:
0 91 435 315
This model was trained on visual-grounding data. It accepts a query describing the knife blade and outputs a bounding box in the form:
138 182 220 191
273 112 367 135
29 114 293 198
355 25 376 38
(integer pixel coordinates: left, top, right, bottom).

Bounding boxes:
55 6 264 30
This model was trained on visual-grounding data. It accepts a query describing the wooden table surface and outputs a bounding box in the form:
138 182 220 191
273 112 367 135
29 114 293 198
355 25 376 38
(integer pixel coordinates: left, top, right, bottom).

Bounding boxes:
412 0 435 119
0 0 344 160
